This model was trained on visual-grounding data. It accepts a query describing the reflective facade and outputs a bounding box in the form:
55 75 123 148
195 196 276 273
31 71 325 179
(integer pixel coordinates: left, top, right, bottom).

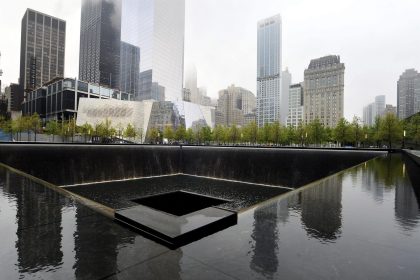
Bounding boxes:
120 41 140 96
127 0 185 102
79 0 122 89
23 78 132 121
19 9 66 93
257 14 282 127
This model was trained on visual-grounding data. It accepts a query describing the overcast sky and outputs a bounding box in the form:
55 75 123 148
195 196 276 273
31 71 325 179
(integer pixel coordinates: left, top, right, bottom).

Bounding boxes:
1 0 419 120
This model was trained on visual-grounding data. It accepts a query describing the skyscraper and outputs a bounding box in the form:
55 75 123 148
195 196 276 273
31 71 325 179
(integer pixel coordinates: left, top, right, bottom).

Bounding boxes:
286 83 304 128
397 69 420 119
257 14 282 127
79 0 121 89
216 85 256 127
303 55 345 128
120 41 140 96
363 95 386 126
281 68 291 124
133 0 185 102
19 9 66 93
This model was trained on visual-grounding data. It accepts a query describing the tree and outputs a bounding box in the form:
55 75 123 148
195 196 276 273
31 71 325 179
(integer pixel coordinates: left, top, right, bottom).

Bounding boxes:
229 125 240 144
29 113 42 142
124 123 137 141
45 120 60 142
163 125 175 142
175 125 186 142
78 122 93 143
307 119 325 146
333 118 350 146
350 116 363 147
296 122 307 146
379 113 402 148
284 125 295 146
147 128 160 144
407 114 420 146
185 128 194 144
242 121 258 144
212 125 225 145
270 122 282 145
201 126 212 144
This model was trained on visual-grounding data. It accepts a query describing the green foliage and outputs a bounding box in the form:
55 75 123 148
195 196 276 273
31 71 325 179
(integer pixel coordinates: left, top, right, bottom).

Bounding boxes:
175 125 186 142
379 113 402 148
124 123 137 139
307 119 325 145
333 118 350 146
163 125 175 141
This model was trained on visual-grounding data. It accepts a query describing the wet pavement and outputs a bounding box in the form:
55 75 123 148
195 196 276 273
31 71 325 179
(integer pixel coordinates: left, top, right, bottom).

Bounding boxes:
0 153 419 279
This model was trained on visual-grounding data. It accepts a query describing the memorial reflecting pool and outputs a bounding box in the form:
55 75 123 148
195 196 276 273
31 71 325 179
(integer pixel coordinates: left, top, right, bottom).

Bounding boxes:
0 153 419 279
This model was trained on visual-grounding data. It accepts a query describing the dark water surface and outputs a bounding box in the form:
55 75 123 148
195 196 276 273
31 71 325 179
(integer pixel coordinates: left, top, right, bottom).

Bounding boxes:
0 154 419 279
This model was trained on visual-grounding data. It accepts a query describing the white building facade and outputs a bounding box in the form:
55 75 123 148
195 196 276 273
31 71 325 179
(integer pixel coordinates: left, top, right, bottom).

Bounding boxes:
286 83 304 128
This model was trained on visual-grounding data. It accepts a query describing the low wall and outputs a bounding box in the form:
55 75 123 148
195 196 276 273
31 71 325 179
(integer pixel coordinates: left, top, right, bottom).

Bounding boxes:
0 144 386 187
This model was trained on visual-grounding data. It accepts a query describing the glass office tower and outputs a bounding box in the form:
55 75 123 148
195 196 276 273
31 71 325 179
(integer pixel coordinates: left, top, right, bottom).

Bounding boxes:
122 0 185 102
256 14 283 127
79 0 122 90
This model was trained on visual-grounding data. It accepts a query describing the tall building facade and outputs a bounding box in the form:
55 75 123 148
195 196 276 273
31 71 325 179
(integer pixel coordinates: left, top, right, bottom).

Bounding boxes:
363 103 375 126
286 83 304 128
397 69 420 119
19 9 66 93
281 68 292 124
216 85 256 127
120 41 140 96
303 55 345 128
79 0 121 89
257 14 282 127
5 84 22 112
134 0 185 102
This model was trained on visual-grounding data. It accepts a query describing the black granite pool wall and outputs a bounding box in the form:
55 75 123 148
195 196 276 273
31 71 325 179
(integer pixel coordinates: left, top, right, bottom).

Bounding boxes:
0 144 386 187
181 147 386 188
0 144 181 186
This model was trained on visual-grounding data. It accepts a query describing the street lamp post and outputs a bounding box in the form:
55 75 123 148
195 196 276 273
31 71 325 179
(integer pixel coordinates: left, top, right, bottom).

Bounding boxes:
364 133 368 148
402 130 406 149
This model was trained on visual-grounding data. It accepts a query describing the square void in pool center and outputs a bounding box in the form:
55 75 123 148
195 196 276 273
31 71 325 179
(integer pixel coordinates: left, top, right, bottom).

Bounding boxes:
132 191 229 216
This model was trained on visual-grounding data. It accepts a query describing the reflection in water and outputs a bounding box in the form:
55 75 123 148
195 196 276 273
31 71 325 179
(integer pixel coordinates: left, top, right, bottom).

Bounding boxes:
395 181 419 231
250 202 279 278
7 172 64 273
300 175 343 242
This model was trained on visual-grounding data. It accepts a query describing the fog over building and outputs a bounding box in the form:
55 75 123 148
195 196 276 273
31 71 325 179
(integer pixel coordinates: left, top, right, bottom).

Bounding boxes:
397 69 420 119
363 95 386 126
79 0 121 89
303 55 345 128
19 9 66 94
257 14 283 127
